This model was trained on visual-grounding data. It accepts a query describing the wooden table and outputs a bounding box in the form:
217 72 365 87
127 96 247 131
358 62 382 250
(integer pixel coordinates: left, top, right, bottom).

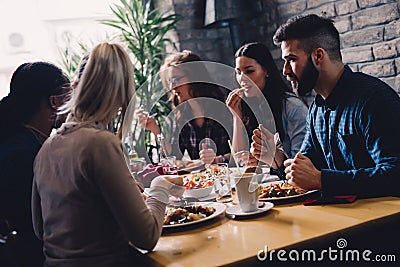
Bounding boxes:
145 197 400 266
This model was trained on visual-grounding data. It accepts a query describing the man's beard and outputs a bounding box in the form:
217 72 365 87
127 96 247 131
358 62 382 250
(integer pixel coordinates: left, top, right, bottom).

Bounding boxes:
296 56 319 96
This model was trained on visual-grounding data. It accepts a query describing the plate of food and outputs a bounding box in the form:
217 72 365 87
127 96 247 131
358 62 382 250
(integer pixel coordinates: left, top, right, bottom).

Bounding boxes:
163 202 226 228
258 181 318 201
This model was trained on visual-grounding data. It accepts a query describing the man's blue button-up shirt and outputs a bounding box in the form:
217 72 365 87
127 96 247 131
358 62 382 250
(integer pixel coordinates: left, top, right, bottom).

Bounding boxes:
300 66 400 197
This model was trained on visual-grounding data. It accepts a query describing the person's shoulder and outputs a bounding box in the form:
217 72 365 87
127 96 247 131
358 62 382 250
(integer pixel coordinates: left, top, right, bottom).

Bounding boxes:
59 126 120 149
60 128 122 162
341 70 400 114
284 92 305 104
284 92 308 111
345 68 396 97
1 126 41 152
0 131 39 166
82 127 119 144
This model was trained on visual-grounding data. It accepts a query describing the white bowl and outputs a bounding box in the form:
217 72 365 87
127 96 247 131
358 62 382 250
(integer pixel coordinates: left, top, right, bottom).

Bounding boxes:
183 186 213 199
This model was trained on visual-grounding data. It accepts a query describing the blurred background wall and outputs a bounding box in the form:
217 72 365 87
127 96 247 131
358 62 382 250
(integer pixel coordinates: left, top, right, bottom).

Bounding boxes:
1 0 399 98
156 0 400 93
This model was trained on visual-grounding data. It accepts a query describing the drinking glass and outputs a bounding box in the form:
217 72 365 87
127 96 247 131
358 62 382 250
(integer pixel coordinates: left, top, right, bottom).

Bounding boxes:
210 163 232 203
129 157 146 173
161 156 178 175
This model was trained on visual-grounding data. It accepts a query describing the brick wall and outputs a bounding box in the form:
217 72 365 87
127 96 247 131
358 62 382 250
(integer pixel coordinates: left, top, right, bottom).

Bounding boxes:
269 0 400 92
155 0 235 64
155 0 400 93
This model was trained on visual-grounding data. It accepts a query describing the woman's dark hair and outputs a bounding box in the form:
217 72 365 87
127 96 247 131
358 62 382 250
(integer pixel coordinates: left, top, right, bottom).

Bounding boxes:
161 50 226 124
0 62 70 139
235 42 291 140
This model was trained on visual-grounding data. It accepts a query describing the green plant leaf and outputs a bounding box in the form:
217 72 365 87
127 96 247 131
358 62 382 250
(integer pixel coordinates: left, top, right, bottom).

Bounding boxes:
60 0 181 160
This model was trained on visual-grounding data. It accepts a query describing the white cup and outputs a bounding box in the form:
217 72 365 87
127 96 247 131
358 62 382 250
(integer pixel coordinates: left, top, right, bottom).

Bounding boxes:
234 173 259 212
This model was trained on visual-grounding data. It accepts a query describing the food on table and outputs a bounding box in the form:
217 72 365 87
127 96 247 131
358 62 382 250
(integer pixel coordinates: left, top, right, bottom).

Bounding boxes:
163 205 216 225
183 171 213 189
259 183 307 198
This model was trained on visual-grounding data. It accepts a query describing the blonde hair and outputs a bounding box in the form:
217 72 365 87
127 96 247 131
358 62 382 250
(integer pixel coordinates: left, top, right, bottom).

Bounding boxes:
63 42 135 131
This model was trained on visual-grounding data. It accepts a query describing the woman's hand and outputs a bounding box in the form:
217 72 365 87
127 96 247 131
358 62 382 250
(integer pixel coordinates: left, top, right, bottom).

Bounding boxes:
226 88 245 118
135 107 161 135
163 175 183 187
199 143 216 165
163 175 185 198
150 175 184 199
250 124 276 166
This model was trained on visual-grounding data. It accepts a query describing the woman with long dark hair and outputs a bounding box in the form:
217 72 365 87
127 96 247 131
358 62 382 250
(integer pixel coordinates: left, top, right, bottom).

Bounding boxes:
226 42 308 172
0 62 70 266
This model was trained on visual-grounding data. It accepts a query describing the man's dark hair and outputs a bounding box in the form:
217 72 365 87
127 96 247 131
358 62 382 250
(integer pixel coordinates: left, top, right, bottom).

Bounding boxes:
273 14 342 61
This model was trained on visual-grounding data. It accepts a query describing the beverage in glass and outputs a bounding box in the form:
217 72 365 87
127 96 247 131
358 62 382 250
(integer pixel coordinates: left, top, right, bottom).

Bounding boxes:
210 163 232 203
161 156 178 175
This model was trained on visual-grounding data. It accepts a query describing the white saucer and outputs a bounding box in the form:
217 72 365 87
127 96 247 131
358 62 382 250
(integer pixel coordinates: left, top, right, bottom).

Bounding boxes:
197 192 217 202
226 202 274 217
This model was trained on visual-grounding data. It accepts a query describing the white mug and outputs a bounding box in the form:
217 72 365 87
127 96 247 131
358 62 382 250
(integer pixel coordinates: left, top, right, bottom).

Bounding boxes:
234 173 259 212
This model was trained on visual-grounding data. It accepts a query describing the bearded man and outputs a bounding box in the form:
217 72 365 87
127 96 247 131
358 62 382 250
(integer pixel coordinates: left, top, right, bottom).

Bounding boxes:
251 14 400 198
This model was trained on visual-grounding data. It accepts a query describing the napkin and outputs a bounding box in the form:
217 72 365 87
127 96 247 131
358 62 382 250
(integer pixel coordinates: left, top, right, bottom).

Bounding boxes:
181 149 191 161
303 195 357 206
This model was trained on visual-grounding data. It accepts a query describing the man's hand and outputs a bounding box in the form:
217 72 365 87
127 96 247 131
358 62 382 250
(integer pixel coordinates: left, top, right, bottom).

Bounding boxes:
284 153 322 190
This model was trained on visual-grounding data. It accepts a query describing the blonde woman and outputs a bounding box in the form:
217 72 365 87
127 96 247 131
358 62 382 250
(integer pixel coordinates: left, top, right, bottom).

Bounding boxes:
32 42 182 266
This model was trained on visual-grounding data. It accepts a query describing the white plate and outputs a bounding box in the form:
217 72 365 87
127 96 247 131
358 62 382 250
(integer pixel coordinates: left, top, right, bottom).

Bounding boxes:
163 202 226 228
259 181 319 201
182 191 217 202
226 202 274 217
180 160 204 172
197 191 216 202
